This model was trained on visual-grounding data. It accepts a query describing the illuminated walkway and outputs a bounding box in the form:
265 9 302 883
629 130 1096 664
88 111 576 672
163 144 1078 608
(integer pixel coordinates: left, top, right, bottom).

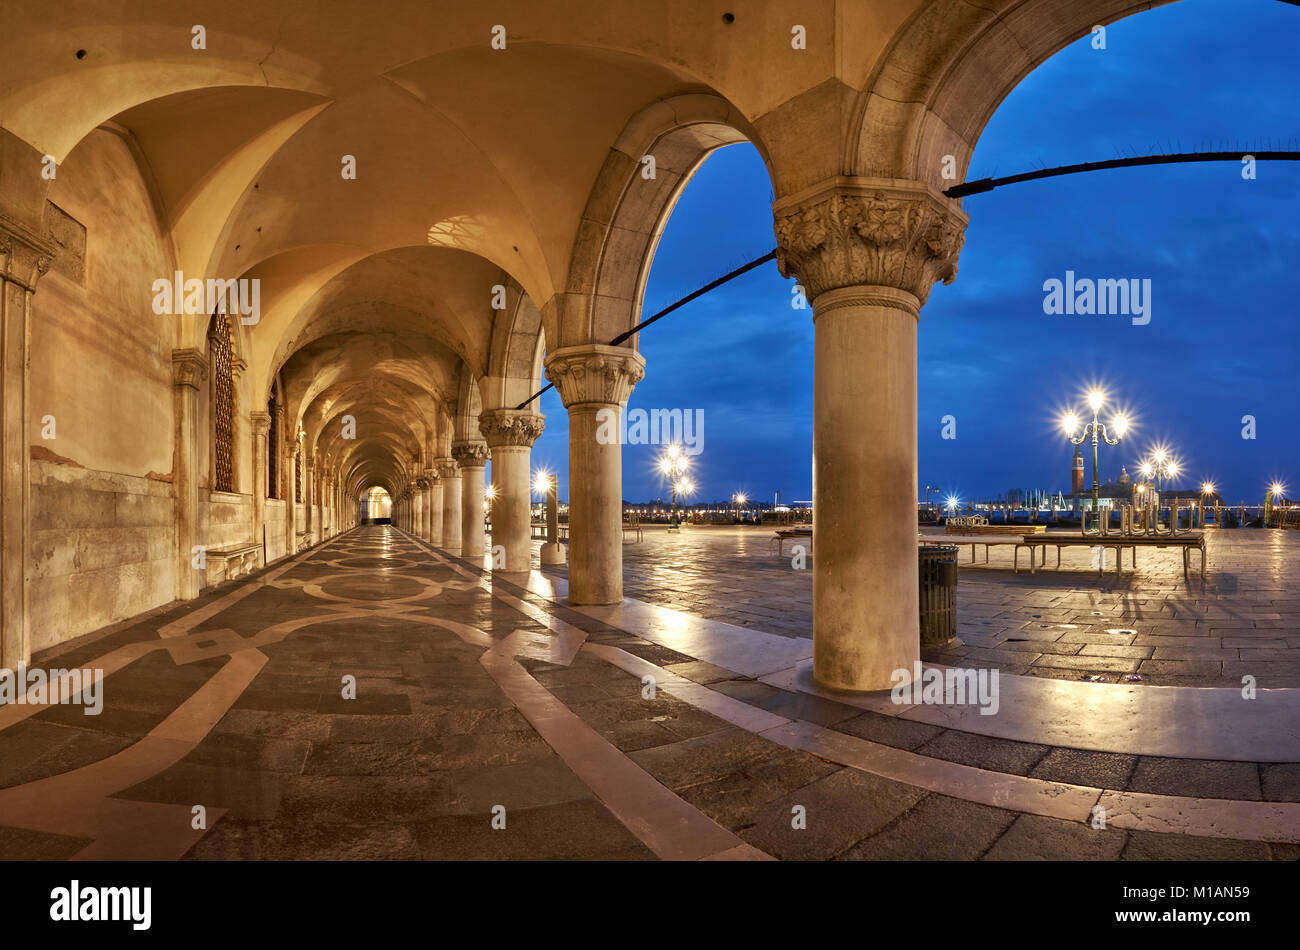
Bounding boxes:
2 527 1297 860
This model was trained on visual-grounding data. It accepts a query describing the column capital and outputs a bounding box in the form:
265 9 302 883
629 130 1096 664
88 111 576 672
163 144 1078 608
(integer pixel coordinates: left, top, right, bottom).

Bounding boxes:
413 477 429 491
435 457 460 479
544 344 645 409
284 439 300 459
451 440 490 467
0 212 58 291
773 176 967 307
171 348 208 390
423 467 439 484
478 408 545 449
249 410 271 434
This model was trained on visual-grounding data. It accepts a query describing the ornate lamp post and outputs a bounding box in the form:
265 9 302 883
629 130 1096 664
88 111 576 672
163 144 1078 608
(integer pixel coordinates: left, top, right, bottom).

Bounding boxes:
1063 390 1127 522
659 445 692 532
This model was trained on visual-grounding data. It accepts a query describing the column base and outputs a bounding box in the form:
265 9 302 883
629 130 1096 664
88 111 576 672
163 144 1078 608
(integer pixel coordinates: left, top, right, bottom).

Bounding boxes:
540 542 566 565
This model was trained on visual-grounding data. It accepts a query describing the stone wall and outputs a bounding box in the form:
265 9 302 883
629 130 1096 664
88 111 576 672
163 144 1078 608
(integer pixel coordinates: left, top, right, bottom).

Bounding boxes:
28 458 174 652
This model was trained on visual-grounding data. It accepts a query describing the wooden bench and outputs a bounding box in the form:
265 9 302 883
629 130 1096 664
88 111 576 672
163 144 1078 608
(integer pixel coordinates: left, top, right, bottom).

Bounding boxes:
206 542 260 582
1019 532 1207 576
771 527 812 558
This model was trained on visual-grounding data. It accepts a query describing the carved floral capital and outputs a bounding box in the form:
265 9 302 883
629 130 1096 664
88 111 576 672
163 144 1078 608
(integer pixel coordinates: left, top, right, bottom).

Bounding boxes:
544 344 646 409
478 409 545 448
451 440 490 467
773 178 967 306
0 213 58 291
435 457 460 479
171 348 209 390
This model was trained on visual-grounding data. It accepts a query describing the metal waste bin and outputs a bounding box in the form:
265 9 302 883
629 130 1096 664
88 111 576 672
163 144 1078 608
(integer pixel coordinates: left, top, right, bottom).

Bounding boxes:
918 545 958 649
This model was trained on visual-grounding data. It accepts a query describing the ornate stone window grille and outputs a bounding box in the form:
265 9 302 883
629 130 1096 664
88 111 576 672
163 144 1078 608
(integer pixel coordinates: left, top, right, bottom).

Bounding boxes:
208 312 236 493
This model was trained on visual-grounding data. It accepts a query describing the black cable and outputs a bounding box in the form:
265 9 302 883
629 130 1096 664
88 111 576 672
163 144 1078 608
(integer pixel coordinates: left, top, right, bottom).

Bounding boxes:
513 249 778 410
945 149 1300 198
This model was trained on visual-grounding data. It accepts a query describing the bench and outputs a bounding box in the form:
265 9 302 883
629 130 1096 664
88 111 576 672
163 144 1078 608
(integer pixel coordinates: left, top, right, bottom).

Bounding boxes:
205 542 260 582
622 513 643 542
946 523 1046 536
530 522 568 540
1019 532 1207 577
920 534 1026 567
771 527 812 558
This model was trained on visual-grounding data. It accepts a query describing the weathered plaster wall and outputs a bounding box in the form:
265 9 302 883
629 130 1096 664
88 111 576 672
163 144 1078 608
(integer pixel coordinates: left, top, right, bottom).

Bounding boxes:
28 128 179 646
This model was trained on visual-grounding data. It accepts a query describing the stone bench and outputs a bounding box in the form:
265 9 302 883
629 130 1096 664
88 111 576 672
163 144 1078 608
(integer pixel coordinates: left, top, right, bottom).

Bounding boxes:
206 542 261 582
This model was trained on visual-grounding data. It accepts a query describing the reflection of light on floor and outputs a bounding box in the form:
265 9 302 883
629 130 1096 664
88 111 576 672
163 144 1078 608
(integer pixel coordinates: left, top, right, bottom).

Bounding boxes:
529 571 555 598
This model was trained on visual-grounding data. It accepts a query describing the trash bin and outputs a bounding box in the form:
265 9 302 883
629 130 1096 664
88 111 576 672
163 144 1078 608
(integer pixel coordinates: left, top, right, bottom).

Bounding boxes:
918 545 958 649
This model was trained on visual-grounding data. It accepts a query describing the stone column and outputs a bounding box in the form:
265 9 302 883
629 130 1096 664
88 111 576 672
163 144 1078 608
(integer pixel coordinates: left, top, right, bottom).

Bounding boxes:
171 349 208 600
545 345 645 603
303 454 315 540
424 468 441 543
283 439 299 556
774 177 966 691
414 479 429 538
479 409 544 572
0 218 55 668
437 457 462 551
453 441 489 558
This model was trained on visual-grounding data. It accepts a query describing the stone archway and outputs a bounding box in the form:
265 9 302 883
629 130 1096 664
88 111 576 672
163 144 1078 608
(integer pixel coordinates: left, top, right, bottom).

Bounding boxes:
545 93 775 605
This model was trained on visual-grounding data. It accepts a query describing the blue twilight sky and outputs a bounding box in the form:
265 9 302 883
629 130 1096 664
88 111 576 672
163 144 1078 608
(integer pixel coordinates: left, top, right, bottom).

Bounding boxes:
528 0 1300 507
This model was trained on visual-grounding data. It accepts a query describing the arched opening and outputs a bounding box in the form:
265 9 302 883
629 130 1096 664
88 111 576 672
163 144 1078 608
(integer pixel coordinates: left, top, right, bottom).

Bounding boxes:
362 486 392 525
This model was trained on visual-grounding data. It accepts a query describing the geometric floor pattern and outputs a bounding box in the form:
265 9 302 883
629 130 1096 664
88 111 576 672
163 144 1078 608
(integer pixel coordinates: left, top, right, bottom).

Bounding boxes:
1 526 1295 860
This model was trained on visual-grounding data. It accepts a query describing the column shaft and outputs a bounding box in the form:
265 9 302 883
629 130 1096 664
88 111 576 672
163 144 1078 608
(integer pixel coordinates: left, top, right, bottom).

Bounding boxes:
812 286 919 689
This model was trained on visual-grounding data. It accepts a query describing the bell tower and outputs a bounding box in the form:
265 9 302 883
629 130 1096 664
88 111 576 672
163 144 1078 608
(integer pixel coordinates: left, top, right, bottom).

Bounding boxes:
1072 445 1084 495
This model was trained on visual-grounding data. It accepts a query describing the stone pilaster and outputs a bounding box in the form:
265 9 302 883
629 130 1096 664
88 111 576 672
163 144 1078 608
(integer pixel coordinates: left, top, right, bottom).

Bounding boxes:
544 344 645 604
773 177 966 692
452 440 490 558
171 349 208 600
479 409 544 572
250 411 270 560
0 215 57 668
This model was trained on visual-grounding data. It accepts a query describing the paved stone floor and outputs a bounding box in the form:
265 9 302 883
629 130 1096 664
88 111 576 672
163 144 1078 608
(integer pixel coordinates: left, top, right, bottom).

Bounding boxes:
2 526 1297 860
608 525 1300 687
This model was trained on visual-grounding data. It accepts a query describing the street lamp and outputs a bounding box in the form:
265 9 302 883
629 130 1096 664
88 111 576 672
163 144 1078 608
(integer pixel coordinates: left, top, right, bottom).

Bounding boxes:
732 492 747 523
1063 390 1127 521
659 445 691 532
